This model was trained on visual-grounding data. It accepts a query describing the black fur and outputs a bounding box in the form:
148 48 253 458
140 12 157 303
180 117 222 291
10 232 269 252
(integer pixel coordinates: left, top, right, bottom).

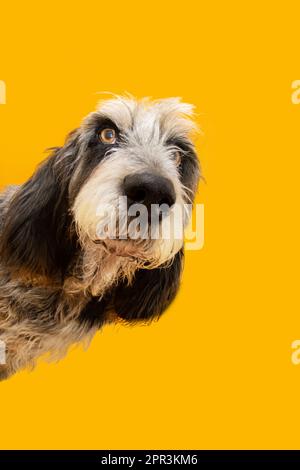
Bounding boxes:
113 248 184 322
0 149 76 278
167 137 199 198
78 296 109 328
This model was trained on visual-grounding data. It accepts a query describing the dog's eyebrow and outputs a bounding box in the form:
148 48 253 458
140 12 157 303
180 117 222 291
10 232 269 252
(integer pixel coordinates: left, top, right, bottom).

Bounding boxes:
166 137 193 151
95 117 119 131
83 113 119 132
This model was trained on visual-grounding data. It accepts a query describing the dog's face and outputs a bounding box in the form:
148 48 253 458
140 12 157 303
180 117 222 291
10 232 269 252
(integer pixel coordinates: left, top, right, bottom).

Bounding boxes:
70 97 200 267
0 97 200 278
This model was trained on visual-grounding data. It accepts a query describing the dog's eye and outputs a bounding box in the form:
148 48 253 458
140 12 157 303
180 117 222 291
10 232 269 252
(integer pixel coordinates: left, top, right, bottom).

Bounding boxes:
99 128 116 144
174 150 182 166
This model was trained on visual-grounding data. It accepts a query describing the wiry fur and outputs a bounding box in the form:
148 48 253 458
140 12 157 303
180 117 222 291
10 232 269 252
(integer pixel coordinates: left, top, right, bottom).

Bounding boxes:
0 96 200 380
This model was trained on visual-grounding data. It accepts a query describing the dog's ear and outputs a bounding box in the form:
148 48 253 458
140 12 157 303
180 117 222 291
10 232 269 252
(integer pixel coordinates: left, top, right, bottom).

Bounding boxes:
114 249 184 322
0 134 79 278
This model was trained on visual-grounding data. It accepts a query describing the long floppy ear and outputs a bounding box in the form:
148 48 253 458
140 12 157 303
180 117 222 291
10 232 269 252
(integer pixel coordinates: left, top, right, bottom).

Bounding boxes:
0 135 79 278
114 249 184 322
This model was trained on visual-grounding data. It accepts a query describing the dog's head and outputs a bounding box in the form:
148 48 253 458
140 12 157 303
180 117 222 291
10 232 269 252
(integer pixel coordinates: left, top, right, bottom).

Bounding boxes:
0 96 200 278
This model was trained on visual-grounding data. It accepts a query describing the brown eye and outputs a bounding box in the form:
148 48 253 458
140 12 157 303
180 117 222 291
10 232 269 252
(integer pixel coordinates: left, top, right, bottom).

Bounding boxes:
99 128 116 144
174 150 182 166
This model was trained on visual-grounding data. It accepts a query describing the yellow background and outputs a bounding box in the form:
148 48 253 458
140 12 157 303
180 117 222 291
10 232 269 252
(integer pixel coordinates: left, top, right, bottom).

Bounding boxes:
0 0 299 450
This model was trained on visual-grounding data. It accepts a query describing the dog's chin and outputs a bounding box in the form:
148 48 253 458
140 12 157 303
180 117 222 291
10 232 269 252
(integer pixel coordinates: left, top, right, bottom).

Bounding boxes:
92 235 183 269
92 237 153 262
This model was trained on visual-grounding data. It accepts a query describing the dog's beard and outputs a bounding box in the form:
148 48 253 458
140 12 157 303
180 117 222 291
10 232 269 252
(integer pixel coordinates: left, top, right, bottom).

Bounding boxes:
92 226 183 269
90 200 185 267
73 181 187 268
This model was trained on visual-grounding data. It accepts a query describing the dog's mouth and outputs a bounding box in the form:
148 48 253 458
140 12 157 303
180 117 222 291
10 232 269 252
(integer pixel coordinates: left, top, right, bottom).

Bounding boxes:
92 238 151 262
92 213 157 259
92 239 132 257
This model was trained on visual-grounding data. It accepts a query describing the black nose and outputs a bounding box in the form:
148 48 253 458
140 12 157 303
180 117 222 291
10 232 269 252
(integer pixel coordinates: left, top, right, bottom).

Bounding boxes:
123 172 176 209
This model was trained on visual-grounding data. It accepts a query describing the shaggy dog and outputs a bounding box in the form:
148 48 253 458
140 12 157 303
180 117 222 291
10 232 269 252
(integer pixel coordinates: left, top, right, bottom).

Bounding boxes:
0 96 200 380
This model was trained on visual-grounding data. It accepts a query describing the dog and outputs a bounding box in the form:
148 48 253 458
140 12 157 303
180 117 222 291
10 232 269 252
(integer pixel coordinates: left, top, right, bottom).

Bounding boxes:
0 96 200 380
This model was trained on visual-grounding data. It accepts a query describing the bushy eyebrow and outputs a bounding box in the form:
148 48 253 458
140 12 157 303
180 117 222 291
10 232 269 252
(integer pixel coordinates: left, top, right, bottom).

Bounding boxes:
165 137 193 151
92 115 119 130
82 113 120 134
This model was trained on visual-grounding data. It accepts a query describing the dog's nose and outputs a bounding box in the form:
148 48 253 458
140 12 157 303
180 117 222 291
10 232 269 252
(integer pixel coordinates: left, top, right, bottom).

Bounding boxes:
123 172 176 209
